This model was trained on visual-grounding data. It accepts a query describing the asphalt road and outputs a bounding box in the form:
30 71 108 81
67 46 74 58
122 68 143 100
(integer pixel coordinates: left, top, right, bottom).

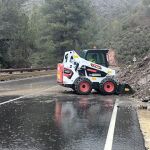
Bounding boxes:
0 76 146 150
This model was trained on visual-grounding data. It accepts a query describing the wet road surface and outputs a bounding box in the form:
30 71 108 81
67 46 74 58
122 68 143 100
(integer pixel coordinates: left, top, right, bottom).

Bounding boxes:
0 76 56 100
113 105 146 150
0 76 56 92
0 76 146 150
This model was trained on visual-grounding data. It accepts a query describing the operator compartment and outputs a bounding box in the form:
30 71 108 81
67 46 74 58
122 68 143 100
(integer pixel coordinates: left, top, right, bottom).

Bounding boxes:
79 49 109 77
80 49 109 67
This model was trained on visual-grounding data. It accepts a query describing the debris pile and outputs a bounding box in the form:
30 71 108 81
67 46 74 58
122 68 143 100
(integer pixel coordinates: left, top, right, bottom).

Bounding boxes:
119 53 150 102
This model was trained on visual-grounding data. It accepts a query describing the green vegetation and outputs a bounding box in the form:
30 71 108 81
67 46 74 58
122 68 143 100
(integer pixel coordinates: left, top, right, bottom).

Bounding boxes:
0 0 150 68
93 0 150 64
38 0 95 64
0 0 33 68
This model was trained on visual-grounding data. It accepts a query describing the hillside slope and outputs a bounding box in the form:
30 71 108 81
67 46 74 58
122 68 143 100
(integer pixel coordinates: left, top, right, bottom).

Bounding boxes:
93 0 141 19
92 0 150 64
119 53 150 101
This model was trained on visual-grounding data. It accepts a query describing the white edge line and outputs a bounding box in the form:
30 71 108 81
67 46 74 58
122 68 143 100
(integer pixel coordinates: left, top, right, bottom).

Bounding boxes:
0 85 58 106
104 99 119 150
0 96 26 105
0 74 56 84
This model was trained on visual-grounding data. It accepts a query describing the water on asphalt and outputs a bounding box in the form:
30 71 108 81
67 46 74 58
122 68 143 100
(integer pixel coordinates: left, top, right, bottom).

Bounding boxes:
0 76 56 97
0 76 146 150
112 104 146 150
0 95 115 150
0 76 56 92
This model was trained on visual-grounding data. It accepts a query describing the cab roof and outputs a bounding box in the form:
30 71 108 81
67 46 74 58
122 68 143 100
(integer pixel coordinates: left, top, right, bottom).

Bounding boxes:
83 49 109 53
83 49 108 51
75 49 109 57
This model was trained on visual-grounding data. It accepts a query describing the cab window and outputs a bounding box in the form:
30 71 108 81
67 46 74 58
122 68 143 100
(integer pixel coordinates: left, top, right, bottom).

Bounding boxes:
86 52 106 66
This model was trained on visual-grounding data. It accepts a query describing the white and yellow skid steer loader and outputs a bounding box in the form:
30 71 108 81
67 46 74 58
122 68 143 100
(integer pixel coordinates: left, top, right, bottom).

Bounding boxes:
57 49 133 95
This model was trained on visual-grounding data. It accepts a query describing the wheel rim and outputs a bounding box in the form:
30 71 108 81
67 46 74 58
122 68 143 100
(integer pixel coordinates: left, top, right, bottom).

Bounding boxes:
104 81 115 93
80 82 90 93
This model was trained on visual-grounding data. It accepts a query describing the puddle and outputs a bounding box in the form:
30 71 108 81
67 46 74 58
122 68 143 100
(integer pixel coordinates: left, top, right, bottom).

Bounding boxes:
0 96 114 150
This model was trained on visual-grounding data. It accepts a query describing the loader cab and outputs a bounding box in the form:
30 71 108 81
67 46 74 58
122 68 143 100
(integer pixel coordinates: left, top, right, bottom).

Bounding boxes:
80 49 109 67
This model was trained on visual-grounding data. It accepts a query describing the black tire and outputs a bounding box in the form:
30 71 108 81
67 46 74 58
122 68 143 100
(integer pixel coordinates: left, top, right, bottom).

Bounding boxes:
94 89 104 95
72 85 75 91
74 77 92 95
99 78 117 95
94 88 100 92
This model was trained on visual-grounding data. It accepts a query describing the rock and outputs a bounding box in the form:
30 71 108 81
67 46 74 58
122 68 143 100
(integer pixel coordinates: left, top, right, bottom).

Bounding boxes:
142 96 150 102
142 99 149 102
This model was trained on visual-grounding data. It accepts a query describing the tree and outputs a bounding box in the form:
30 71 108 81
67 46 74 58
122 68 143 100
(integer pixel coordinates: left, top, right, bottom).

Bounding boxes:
143 0 150 6
0 0 32 68
41 0 93 62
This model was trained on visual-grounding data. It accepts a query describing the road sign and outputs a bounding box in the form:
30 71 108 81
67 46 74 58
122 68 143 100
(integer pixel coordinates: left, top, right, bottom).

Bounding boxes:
133 56 136 62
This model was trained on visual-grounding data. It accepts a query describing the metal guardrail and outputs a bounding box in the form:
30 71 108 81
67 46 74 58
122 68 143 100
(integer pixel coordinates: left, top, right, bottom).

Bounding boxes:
0 67 55 74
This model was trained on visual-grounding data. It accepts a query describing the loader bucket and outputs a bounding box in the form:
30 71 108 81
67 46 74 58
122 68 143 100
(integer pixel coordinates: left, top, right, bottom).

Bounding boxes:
116 83 134 94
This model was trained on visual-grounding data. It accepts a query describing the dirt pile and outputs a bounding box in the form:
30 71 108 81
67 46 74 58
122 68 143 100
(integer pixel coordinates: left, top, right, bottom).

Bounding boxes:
118 52 150 101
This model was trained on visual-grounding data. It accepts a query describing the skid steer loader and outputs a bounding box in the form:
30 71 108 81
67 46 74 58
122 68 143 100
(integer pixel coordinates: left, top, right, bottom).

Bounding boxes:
57 49 133 95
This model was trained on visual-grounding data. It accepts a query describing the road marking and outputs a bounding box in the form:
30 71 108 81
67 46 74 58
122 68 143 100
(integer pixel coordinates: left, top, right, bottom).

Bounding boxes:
0 74 55 84
104 99 119 150
0 85 58 106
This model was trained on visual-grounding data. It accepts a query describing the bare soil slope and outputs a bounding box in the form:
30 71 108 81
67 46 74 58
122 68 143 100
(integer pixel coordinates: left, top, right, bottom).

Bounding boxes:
119 52 150 101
